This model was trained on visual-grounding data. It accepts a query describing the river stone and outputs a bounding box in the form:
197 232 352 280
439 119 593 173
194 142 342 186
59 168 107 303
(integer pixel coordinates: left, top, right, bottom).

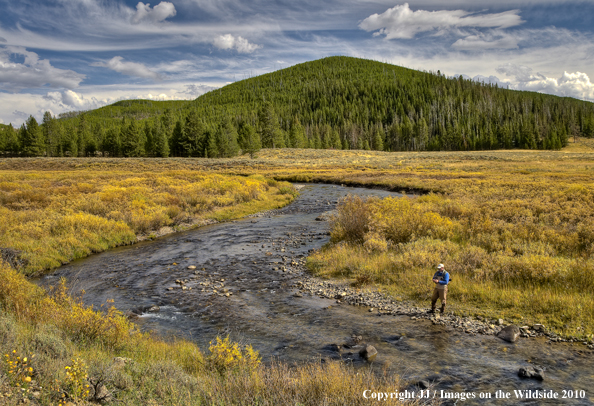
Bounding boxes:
497 325 520 343
359 345 378 361
147 305 160 313
518 366 545 381
187 265 196 270
533 324 545 332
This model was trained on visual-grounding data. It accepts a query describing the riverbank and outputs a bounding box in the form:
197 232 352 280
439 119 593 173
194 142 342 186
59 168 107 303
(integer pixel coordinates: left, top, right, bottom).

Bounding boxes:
0 169 431 405
0 170 296 276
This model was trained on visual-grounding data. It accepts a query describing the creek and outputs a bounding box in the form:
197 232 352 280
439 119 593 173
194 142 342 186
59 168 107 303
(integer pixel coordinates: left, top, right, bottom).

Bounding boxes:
39 184 594 405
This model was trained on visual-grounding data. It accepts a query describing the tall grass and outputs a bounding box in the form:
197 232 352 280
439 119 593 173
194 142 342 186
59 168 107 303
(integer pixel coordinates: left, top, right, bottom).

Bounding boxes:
309 189 594 336
0 170 295 276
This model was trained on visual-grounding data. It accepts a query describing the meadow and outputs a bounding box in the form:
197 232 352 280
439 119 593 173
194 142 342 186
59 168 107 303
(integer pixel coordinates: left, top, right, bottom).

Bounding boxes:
0 169 295 276
0 139 593 403
0 162 429 405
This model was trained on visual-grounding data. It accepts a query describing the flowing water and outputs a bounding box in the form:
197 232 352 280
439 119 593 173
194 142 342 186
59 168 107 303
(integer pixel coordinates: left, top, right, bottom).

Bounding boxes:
39 184 594 405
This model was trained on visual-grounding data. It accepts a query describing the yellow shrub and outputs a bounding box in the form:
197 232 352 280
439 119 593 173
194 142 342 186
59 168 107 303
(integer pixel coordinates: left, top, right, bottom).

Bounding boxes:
207 336 261 375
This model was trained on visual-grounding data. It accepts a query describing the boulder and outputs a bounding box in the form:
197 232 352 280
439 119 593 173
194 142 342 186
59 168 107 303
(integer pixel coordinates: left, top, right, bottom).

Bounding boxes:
497 325 520 343
359 345 378 361
518 366 545 381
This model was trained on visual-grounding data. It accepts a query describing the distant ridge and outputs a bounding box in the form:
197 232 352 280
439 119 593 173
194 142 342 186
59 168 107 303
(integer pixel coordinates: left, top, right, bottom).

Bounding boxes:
2 56 594 157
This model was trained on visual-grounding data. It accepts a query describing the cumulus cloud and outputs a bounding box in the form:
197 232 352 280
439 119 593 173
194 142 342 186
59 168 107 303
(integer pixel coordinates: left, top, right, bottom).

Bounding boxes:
213 34 261 53
43 90 101 110
131 2 176 24
359 3 523 39
91 56 161 80
0 46 85 91
496 63 594 100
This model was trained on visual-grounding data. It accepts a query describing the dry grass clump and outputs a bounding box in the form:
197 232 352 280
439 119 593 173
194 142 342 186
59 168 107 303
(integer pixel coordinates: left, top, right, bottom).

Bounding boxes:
0 170 295 276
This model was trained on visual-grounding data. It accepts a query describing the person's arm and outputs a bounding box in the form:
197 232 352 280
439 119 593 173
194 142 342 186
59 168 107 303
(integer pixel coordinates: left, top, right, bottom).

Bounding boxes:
438 272 449 285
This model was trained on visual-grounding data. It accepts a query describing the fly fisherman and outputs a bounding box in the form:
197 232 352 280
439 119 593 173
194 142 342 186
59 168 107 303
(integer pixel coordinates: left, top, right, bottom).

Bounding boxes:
430 263 449 314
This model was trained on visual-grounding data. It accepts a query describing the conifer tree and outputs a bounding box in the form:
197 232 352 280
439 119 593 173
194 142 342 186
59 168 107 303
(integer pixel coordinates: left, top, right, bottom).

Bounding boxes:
42 112 60 157
204 130 217 158
76 114 90 157
289 117 306 148
238 123 261 158
20 116 45 156
215 117 240 157
153 119 170 157
372 126 384 151
121 119 145 157
103 127 120 157
170 120 184 157
181 110 204 156
258 101 280 148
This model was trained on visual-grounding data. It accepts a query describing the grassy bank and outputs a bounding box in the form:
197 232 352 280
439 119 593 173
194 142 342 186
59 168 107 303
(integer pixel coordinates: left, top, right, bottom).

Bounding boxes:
0 170 295 276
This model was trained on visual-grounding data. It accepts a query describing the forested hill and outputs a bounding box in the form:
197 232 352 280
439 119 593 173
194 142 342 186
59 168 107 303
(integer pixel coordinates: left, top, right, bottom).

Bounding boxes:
3 56 594 157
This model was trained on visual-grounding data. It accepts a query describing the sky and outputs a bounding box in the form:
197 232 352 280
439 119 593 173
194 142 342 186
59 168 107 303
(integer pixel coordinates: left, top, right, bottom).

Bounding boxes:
1 0 594 126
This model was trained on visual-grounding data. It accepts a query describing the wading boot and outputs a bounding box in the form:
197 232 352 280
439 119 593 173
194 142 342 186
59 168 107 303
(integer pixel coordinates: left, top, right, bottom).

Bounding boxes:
440 303 446 314
429 301 437 313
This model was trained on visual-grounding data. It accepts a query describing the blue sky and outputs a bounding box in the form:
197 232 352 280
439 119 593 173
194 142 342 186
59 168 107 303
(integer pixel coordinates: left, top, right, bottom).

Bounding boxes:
1 0 594 126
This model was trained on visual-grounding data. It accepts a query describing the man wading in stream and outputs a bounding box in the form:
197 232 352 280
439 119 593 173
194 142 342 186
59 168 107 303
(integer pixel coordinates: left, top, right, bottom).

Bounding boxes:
430 264 449 314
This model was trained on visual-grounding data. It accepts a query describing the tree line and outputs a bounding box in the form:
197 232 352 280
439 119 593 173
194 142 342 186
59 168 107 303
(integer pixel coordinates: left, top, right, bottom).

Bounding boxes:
2 56 593 157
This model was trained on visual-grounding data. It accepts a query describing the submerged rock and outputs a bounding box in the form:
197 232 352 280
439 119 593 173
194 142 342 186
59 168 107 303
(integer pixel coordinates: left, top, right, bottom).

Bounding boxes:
359 345 378 361
518 366 545 381
497 325 521 343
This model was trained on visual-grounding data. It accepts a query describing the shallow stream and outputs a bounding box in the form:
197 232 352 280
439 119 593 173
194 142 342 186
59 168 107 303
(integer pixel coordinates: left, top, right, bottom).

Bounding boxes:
40 184 594 405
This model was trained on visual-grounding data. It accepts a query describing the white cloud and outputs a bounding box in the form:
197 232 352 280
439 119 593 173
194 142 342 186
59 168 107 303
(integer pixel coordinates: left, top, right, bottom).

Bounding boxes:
359 3 523 39
496 63 543 82
452 32 519 50
497 63 594 100
213 34 261 53
43 90 101 110
0 46 85 91
0 81 227 126
91 56 161 80
181 84 217 97
131 2 177 24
